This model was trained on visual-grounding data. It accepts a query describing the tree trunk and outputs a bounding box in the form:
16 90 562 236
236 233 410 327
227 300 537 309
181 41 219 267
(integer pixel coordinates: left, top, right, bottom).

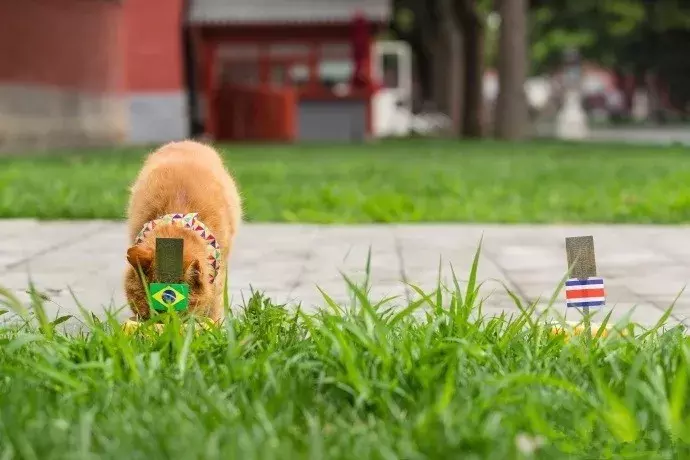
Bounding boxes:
495 0 529 139
454 0 484 138
432 0 463 133
623 73 636 118
431 35 450 113
389 0 437 111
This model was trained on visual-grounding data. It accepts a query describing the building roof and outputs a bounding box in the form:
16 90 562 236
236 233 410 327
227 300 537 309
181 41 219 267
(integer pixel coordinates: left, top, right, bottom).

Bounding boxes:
187 0 390 25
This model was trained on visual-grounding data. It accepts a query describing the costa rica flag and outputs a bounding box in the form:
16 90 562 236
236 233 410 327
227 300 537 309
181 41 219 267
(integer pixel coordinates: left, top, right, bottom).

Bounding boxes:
565 277 605 308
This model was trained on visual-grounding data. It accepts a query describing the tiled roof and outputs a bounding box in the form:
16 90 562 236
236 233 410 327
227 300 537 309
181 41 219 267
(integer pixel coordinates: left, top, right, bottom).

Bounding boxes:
187 0 390 25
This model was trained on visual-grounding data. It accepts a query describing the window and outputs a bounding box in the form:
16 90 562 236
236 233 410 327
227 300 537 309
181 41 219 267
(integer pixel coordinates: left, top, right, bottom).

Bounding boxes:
381 53 399 89
217 44 259 60
318 60 353 88
221 61 259 85
319 43 353 89
321 43 350 59
218 44 260 85
269 43 310 57
270 63 287 87
289 63 310 87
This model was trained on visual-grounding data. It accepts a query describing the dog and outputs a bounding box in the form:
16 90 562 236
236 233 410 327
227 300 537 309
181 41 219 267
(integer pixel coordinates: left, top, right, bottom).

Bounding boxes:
124 140 241 321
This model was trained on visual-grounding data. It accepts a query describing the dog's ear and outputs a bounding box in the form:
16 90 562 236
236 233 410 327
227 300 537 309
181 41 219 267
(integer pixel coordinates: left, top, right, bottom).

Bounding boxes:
186 258 204 289
127 245 154 272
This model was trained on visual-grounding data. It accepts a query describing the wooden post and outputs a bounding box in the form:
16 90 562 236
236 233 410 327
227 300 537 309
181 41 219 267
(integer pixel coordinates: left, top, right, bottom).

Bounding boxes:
155 238 184 283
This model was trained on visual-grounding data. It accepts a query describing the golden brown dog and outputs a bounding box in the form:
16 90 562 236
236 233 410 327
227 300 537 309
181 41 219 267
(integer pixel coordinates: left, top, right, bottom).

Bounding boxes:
124 140 241 321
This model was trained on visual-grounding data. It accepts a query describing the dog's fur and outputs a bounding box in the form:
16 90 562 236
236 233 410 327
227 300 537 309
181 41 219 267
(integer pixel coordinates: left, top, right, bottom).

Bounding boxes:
124 140 241 321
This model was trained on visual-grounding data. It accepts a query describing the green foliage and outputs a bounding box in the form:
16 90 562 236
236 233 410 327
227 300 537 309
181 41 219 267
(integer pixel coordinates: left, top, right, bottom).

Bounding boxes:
3 140 690 223
1 247 689 458
529 0 690 74
390 0 499 67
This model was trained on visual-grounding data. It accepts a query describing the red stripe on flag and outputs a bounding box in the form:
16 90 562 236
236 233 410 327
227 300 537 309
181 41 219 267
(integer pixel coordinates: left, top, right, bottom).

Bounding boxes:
566 288 605 299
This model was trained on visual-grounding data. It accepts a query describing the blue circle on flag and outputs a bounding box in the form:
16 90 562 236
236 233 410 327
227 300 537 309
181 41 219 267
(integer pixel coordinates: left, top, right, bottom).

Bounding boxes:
162 289 177 304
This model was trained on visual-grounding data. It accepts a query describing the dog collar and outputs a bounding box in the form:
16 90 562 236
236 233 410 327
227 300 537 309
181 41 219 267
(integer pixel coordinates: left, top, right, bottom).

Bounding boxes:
135 212 221 284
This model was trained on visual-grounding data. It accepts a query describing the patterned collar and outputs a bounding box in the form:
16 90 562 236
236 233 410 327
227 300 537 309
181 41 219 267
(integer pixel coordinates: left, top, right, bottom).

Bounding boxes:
135 213 221 284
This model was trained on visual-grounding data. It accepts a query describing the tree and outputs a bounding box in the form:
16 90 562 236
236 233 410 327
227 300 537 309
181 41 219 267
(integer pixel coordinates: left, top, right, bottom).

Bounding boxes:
528 0 690 119
390 0 462 126
390 0 496 137
389 0 437 105
453 0 486 137
391 0 477 136
432 0 463 132
495 0 529 139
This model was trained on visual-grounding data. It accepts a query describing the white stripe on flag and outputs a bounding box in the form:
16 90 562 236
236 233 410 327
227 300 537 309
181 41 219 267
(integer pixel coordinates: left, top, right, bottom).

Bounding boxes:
566 284 604 291
568 296 606 303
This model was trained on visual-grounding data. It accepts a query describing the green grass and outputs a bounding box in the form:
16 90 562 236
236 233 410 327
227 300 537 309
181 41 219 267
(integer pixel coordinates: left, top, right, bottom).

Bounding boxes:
1 247 689 459
3 139 690 222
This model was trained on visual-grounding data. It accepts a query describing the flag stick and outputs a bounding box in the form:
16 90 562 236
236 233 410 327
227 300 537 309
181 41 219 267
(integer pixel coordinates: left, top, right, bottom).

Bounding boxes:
565 235 599 331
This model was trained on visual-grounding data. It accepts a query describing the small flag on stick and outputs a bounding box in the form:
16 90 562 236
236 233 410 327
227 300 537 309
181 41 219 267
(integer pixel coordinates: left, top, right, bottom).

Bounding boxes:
150 237 189 312
564 236 605 313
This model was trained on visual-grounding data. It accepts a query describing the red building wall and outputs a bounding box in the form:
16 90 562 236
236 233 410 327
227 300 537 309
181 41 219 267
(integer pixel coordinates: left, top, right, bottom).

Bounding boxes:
121 0 188 143
0 0 126 151
0 0 124 93
0 0 188 151
124 0 184 92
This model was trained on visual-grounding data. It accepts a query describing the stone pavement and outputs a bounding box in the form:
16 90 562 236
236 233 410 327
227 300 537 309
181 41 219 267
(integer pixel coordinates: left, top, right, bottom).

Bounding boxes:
1 220 690 327
533 125 690 146
587 127 690 146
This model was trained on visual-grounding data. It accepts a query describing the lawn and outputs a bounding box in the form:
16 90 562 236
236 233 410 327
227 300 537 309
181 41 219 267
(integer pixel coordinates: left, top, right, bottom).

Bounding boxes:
2 139 690 223
0 252 688 459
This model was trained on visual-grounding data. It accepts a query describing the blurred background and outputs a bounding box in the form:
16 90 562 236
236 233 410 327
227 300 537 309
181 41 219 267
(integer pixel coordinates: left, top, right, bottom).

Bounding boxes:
1 0 689 152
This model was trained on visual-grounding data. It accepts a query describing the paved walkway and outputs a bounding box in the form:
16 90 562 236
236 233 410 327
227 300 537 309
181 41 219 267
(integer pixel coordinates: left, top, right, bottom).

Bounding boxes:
587 127 690 146
534 125 690 146
1 220 689 327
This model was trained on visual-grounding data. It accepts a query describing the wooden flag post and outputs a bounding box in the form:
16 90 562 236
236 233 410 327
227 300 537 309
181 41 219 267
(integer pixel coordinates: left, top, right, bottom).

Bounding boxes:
551 236 625 339
565 235 599 318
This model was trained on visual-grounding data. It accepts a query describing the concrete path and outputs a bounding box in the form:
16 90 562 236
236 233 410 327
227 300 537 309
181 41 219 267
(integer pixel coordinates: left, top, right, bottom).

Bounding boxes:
534 125 690 146
1 220 690 327
587 127 690 146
